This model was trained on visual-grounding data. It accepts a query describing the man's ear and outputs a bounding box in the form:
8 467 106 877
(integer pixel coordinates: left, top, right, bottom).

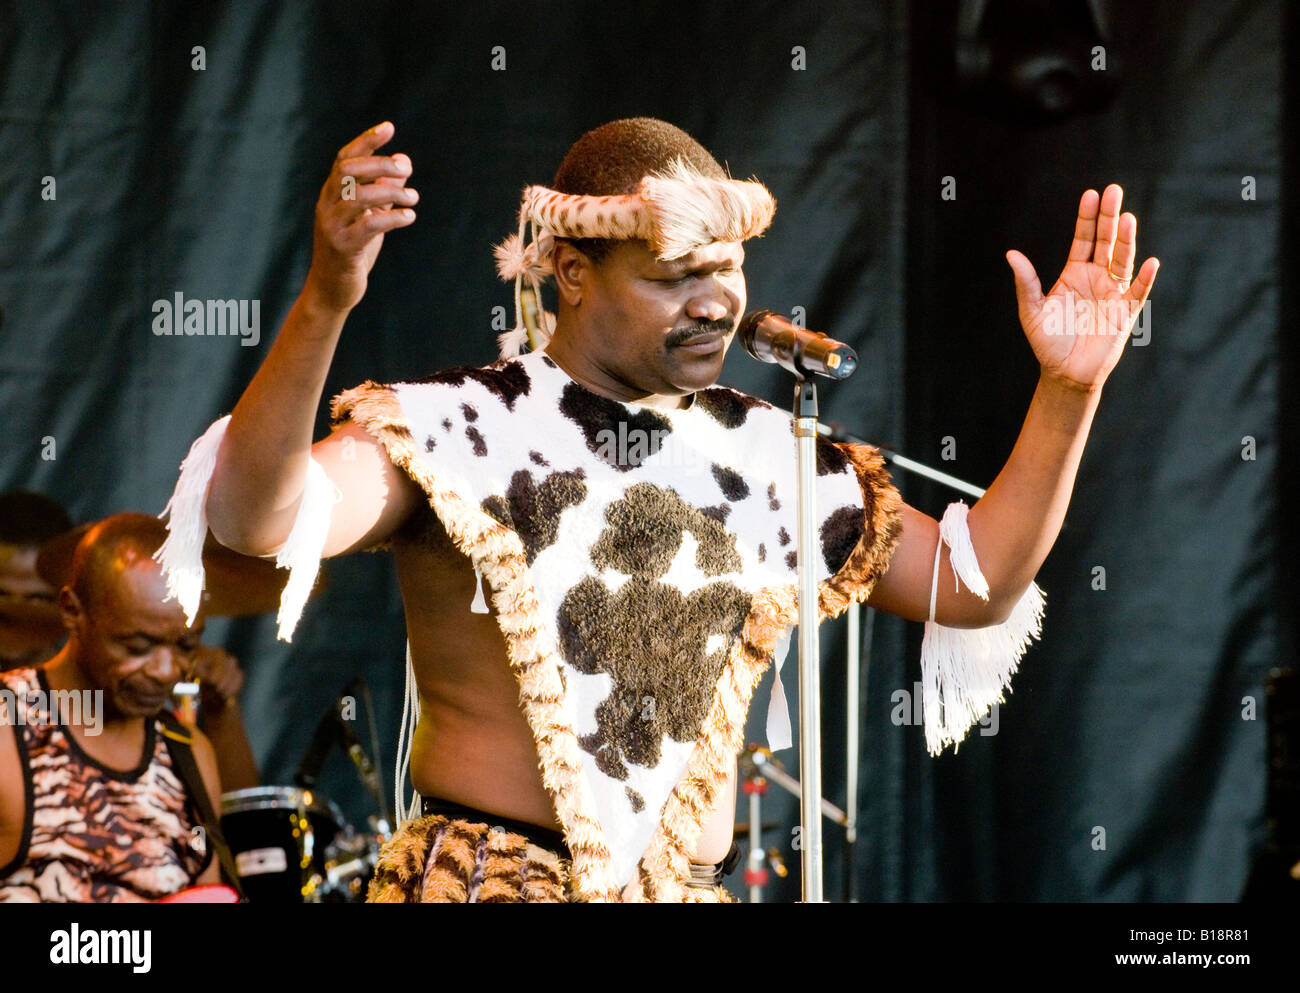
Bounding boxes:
59 585 84 635
551 240 588 307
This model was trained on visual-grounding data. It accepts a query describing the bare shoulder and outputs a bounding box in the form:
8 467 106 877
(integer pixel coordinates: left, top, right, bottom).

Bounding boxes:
312 421 422 556
0 718 25 870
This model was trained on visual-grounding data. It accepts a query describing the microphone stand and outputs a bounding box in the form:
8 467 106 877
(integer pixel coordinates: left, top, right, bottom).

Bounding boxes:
793 375 826 902
746 314 856 904
783 401 991 905
744 313 989 902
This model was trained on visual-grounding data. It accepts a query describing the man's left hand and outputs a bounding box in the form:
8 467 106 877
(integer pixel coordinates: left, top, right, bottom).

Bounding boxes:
192 645 245 717
1006 184 1159 393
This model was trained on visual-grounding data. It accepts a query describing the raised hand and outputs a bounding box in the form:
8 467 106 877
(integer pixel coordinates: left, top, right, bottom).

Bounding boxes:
1005 184 1159 392
305 121 419 314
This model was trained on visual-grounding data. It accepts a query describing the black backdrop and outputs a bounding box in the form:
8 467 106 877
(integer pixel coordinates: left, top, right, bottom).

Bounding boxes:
0 1 1289 902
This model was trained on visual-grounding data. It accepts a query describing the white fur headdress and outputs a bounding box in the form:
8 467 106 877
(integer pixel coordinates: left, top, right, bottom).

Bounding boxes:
493 158 776 357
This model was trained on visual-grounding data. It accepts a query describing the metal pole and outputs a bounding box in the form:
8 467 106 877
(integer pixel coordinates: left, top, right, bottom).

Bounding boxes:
844 600 859 902
794 377 823 902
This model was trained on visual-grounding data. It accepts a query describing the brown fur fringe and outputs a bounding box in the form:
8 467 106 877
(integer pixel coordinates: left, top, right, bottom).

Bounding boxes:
335 383 619 902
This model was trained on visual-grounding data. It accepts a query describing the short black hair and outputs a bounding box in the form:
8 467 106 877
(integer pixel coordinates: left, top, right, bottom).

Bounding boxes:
551 118 727 264
0 490 72 547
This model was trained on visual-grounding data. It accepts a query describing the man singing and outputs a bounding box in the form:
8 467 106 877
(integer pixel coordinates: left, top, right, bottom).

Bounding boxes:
159 117 1157 902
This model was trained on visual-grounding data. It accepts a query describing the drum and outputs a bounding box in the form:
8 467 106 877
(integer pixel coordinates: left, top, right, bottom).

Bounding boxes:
219 786 344 903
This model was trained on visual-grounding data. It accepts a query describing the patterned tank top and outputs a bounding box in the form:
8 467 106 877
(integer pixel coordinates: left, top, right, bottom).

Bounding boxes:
0 667 211 902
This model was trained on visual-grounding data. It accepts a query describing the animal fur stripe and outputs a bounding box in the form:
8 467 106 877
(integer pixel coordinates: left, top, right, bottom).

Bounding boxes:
332 384 621 903
518 844 568 903
366 816 435 902
366 814 574 902
432 822 476 902
478 838 526 903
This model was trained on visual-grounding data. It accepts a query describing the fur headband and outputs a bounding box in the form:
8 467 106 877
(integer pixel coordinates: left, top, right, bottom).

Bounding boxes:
493 159 776 357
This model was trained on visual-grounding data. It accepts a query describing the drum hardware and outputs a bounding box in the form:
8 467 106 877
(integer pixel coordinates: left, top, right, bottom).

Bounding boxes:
214 676 393 903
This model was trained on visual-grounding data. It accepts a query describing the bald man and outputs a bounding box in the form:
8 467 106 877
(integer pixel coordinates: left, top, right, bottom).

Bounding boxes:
0 513 222 902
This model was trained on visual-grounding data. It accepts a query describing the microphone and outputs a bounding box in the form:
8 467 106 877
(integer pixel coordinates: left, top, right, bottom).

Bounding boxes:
292 676 367 790
738 310 858 381
293 677 386 806
294 704 338 789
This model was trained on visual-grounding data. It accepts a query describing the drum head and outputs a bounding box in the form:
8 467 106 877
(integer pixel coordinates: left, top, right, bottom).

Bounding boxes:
220 785 344 826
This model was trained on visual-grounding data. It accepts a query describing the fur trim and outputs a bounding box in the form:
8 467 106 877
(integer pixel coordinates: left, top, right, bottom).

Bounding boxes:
492 231 554 283
640 158 776 260
500 161 776 273
522 187 653 243
817 442 906 616
333 383 621 903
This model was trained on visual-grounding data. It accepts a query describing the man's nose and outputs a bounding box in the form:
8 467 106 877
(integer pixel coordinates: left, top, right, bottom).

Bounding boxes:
143 647 181 682
686 283 735 324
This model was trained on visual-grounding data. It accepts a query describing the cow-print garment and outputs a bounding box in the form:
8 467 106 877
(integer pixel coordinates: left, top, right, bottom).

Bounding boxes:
0 668 209 902
349 349 892 884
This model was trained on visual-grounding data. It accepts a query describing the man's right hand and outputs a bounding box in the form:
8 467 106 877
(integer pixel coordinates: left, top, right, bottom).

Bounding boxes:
206 122 422 559
304 121 419 315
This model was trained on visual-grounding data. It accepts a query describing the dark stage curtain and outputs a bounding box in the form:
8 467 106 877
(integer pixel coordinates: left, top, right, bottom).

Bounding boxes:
902 0 1285 901
0 0 1285 902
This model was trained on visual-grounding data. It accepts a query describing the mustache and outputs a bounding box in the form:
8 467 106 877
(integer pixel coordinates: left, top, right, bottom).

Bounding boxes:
666 319 734 348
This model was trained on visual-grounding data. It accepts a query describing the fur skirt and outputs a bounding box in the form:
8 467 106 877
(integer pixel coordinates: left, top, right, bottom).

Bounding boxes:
366 814 736 903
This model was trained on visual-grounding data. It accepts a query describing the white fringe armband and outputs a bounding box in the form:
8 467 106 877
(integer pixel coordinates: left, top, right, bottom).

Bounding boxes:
272 457 340 641
920 502 1045 756
155 415 339 642
156 416 232 626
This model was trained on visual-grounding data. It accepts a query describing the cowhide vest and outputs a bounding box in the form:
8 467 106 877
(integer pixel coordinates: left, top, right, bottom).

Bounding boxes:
333 349 902 900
